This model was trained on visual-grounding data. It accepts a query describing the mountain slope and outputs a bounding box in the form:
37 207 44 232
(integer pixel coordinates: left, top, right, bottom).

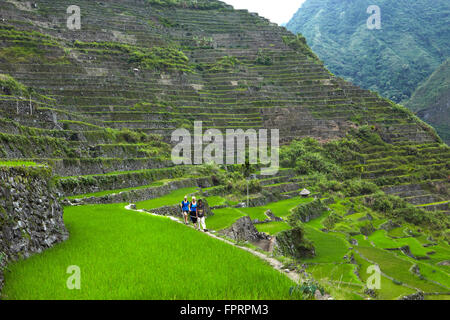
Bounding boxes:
286 0 449 142
0 0 449 300
0 0 447 199
406 59 450 144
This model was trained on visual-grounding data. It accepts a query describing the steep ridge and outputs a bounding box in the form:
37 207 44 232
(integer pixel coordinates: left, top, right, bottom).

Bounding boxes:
286 0 449 144
406 59 450 144
286 0 449 103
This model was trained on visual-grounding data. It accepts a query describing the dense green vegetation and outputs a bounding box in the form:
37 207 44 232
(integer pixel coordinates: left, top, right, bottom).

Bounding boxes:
146 0 230 10
136 187 198 210
2 204 297 299
0 0 448 301
287 0 449 103
406 59 450 144
0 74 28 96
0 160 37 167
286 0 450 143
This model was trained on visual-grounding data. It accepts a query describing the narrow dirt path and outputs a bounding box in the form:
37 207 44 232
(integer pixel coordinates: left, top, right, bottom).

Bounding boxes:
124 205 300 283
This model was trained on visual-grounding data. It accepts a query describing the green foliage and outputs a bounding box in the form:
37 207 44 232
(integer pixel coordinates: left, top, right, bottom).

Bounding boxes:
0 74 28 96
359 221 375 236
208 56 241 73
351 125 385 146
3 204 296 299
255 49 273 66
364 192 449 231
128 46 192 73
286 0 450 103
0 46 63 64
192 36 214 48
322 138 362 163
405 59 450 144
282 34 319 61
146 0 229 10
275 223 315 259
290 199 328 224
0 160 37 167
341 179 379 197
205 207 246 231
280 138 342 177
322 212 342 230
198 163 261 195
290 279 324 300
136 187 197 210
73 40 191 73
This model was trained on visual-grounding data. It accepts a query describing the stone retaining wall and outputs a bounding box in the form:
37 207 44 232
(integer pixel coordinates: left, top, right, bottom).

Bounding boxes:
64 177 213 205
0 166 68 296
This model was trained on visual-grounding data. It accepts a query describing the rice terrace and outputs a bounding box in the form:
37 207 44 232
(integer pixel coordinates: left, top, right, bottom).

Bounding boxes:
0 0 449 306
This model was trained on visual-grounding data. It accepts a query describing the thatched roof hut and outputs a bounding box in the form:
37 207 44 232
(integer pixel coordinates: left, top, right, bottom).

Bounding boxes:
300 188 311 197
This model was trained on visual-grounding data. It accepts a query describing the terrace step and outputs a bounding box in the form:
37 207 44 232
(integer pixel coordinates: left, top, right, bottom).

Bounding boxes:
416 201 450 212
63 177 212 205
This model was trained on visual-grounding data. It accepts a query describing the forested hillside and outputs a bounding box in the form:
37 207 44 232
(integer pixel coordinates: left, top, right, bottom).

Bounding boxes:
286 0 450 142
407 59 450 144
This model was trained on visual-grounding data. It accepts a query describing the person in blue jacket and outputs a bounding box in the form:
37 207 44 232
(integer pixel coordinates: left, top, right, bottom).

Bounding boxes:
189 196 198 230
180 196 190 225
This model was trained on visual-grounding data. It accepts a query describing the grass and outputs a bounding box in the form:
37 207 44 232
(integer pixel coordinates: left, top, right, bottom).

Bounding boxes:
239 197 313 221
356 246 446 293
0 160 38 167
426 244 450 271
255 221 291 235
136 187 198 210
2 203 297 300
205 207 246 231
304 210 331 229
411 260 450 289
387 226 408 238
66 181 165 199
352 252 417 300
302 225 350 263
306 263 361 285
204 196 227 207
368 230 432 257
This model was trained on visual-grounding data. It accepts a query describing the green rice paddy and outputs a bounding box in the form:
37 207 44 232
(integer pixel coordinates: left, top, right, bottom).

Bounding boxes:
3 185 449 300
66 181 165 200
0 160 38 167
2 203 297 300
205 207 246 231
136 187 198 210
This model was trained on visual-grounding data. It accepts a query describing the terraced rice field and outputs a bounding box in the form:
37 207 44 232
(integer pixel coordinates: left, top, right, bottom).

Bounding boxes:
2 203 297 300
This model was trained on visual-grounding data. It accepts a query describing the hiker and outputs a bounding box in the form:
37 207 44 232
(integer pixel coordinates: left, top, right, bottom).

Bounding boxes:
180 196 190 225
189 196 198 229
197 199 208 232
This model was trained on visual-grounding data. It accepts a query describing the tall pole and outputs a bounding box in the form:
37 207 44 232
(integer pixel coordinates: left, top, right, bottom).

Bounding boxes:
246 179 249 208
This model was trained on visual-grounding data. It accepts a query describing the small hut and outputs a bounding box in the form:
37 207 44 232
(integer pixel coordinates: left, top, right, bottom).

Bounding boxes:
300 188 311 198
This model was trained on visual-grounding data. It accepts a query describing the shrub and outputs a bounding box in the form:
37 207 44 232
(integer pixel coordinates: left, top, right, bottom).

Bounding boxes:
280 138 342 177
323 212 343 230
364 192 450 231
0 73 28 96
209 56 240 72
290 199 328 224
342 179 379 197
275 224 315 259
290 279 324 300
282 34 320 61
359 221 375 236
129 46 192 73
255 49 273 65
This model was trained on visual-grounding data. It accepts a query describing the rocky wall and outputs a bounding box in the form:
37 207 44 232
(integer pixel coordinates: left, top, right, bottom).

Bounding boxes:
0 165 68 296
